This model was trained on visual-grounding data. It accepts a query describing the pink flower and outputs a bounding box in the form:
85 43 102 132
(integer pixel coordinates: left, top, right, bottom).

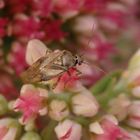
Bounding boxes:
14 84 48 124
32 0 53 17
8 42 28 75
127 130 140 140
0 18 8 38
42 19 67 41
5 0 33 15
0 0 5 9
0 70 18 100
83 0 107 12
53 0 81 14
99 2 128 31
53 67 79 93
12 15 44 41
92 119 128 140
101 10 127 29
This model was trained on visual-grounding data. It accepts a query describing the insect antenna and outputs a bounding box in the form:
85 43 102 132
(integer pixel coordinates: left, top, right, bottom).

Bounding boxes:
79 22 107 74
83 60 106 74
87 23 95 48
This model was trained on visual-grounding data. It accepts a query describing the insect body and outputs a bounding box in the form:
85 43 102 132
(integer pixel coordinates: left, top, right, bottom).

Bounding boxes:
20 40 83 84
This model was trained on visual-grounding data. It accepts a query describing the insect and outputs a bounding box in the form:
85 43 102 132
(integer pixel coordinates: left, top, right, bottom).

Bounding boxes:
20 39 83 85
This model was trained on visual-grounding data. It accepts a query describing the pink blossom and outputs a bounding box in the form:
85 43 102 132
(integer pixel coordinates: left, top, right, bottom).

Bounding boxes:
32 0 53 17
100 9 127 29
127 130 140 140
53 67 79 93
0 0 5 9
0 70 18 100
12 16 44 40
14 84 47 124
82 0 107 12
8 42 28 75
53 0 81 14
0 18 8 38
42 19 67 41
4 0 33 15
92 119 128 140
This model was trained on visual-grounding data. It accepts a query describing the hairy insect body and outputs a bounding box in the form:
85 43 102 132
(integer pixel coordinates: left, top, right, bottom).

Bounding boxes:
21 40 83 84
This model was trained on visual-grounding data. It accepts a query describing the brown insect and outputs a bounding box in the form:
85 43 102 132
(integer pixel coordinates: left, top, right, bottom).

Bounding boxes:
20 40 83 84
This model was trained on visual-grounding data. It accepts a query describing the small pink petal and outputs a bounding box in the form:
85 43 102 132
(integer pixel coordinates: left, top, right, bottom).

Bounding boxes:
0 127 8 139
60 126 72 140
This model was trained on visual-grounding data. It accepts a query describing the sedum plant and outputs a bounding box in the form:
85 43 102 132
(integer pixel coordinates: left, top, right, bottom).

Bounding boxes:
0 39 140 140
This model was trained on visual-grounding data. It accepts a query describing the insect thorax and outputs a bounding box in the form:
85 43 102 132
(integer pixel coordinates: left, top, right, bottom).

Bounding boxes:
61 51 75 68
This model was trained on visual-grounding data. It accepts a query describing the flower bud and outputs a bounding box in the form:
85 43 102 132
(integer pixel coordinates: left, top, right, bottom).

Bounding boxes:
132 86 140 98
55 119 82 140
90 118 127 140
108 94 131 121
127 49 140 87
20 131 41 140
0 118 21 140
128 49 140 70
127 101 140 129
72 88 99 117
24 120 36 131
127 130 140 140
89 122 104 134
49 100 69 121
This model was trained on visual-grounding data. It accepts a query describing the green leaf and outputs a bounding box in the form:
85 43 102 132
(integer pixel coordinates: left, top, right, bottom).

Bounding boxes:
95 77 118 107
90 70 122 96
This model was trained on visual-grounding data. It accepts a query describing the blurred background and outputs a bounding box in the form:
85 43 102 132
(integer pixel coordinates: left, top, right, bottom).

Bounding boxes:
0 0 140 100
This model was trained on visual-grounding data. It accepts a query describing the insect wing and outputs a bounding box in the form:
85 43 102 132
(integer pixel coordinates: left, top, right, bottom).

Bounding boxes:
40 50 64 69
21 50 66 83
20 56 45 83
39 50 66 81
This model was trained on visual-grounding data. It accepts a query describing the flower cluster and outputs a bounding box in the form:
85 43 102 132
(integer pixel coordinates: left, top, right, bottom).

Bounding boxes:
0 0 140 94
1 39 140 140
0 0 140 140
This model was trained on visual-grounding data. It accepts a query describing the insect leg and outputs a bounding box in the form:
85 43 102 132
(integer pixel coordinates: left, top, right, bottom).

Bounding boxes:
52 75 63 89
75 69 82 76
